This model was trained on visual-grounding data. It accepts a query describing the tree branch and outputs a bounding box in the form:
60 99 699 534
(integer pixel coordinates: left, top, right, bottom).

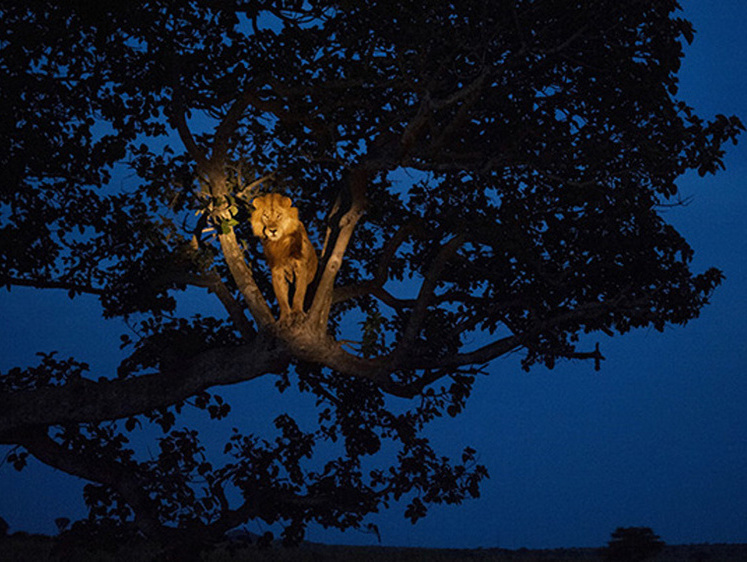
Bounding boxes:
419 333 523 370
293 295 620 397
218 231 275 327
559 343 605 371
17 428 173 541
211 92 255 162
203 272 257 339
331 221 420 308
0 275 105 296
394 234 466 359
308 168 368 328
332 280 416 309
154 267 256 339
172 105 212 174
0 335 288 439
17 428 336 550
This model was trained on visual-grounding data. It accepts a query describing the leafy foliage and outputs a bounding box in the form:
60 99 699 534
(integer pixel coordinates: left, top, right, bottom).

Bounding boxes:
0 0 741 559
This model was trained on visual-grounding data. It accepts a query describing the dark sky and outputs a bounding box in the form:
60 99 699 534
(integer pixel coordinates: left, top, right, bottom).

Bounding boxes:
1 0 746 550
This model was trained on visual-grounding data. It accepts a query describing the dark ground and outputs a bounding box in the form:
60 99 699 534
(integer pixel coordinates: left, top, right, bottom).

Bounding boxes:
1 534 746 562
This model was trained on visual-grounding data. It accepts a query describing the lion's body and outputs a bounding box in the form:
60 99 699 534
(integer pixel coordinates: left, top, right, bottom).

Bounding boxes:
250 193 318 318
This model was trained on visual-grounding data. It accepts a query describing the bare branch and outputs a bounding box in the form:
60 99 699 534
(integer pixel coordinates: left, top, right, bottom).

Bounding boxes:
422 333 523 369
0 276 105 296
560 343 605 371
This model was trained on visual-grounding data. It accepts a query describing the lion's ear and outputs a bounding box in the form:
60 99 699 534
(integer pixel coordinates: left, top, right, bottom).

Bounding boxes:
250 196 264 210
280 195 293 208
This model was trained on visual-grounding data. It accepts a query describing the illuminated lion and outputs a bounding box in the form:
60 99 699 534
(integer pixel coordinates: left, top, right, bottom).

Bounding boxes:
250 193 318 319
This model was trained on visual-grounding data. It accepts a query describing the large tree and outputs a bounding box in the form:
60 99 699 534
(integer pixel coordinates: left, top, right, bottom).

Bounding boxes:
1 0 741 558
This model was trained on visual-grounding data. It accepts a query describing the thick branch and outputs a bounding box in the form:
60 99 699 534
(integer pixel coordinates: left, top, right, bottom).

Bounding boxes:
218 231 275 327
0 335 287 439
308 168 368 328
295 295 621 397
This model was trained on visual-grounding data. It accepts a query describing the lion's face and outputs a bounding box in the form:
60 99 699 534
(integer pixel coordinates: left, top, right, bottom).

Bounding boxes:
251 193 300 241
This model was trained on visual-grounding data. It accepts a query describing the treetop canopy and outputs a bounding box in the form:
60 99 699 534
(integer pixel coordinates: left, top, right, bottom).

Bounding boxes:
0 0 742 555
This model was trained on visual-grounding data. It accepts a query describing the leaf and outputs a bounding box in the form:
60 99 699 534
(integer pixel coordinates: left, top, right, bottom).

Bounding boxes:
220 218 239 234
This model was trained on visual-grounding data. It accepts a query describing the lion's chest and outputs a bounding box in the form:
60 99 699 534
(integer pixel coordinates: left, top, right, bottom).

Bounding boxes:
262 230 305 272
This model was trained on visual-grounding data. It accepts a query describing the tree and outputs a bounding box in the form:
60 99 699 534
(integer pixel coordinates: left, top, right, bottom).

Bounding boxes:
0 0 741 558
604 527 666 561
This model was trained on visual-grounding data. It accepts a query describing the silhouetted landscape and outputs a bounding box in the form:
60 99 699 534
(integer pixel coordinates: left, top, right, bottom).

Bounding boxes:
2 533 747 562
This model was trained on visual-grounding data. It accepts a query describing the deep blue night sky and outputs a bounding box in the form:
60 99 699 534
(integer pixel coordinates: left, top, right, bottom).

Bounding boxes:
1 1 746 550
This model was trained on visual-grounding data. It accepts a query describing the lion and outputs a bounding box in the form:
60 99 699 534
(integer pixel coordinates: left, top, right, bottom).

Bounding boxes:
250 193 318 319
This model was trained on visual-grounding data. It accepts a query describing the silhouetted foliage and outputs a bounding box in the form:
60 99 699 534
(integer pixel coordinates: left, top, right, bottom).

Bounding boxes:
0 0 741 559
603 527 666 561
54 517 70 534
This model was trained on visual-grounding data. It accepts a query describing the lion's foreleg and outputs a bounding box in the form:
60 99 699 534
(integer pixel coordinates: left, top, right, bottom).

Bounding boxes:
291 264 309 314
271 268 292 319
